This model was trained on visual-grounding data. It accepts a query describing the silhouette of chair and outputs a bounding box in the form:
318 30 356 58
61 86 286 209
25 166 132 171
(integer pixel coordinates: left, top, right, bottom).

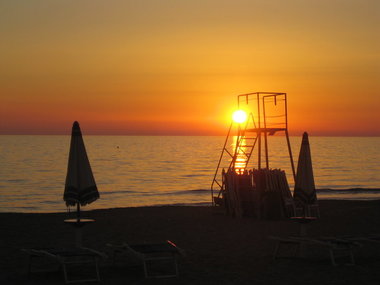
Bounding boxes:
22 247 105 283
269 235 361 265
106 240 183 278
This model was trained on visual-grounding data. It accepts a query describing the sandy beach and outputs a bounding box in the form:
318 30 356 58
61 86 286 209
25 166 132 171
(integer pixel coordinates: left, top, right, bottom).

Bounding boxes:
1 200 380 284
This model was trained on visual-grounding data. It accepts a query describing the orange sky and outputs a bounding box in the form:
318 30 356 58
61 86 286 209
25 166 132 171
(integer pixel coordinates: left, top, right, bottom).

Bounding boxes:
1 0 379 136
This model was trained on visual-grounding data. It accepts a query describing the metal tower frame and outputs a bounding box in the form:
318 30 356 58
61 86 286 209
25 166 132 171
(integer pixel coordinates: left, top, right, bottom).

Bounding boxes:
211 92 296 205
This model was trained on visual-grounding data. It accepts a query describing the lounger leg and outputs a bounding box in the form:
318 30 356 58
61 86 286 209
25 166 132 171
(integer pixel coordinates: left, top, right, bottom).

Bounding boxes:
143 259 148 278
94 257 101 282
173 255 179 277
62 262 69 284
329 249 337 266
348 249 355 266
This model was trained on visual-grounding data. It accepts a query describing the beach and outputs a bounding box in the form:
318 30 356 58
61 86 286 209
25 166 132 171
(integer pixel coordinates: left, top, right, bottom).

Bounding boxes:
1 200 380 284
2 1 379 284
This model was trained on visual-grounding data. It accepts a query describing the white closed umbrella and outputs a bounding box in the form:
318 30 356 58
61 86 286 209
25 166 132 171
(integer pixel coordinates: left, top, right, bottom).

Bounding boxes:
64 121 99 210
293 132 317 206
63 121 99 246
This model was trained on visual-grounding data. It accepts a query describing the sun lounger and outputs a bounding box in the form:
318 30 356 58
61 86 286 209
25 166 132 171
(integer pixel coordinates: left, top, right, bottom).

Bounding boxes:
269 235 302 259
22 247 106 283
269 236 362 266
342 234 380 244
106 240 183 278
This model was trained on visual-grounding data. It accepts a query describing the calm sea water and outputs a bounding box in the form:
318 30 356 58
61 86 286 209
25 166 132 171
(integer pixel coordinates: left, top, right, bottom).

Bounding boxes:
0 135 379 213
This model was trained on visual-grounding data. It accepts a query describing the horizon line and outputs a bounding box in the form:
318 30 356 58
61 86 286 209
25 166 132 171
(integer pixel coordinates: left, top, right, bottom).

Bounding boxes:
1 133 379 137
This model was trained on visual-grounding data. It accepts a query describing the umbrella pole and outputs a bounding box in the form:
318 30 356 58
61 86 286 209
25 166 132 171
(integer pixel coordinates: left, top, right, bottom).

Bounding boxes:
76 203 81 222
75 202 82 247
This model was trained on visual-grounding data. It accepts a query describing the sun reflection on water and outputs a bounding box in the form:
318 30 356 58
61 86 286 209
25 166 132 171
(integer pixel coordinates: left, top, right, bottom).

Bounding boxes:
231 137 248 173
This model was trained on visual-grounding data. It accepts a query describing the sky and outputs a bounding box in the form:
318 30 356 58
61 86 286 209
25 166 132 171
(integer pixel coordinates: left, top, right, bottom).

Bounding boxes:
1 0 379 136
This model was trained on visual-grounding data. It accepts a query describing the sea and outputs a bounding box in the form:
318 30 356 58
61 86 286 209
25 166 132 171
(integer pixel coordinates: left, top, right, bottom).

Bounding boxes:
0 135 379 213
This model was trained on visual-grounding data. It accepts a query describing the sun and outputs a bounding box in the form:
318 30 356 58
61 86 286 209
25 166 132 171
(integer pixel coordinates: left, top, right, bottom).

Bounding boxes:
232 110 247 124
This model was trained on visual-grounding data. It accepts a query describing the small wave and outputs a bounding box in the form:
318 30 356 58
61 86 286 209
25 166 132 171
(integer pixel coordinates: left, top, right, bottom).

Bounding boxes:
13 206 39 210
36 169 54 173
41 200 61 205
6 179 27 183
317 188 380 194
181 174 207 178
187 189 209 192
166 189 209 195
101 190 139 195
158 160 175 163
150 202 211 207
165 189 208 194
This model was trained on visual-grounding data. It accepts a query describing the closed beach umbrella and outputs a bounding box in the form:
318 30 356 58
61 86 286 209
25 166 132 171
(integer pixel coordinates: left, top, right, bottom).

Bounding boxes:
64 121 99 217
293 132 317 205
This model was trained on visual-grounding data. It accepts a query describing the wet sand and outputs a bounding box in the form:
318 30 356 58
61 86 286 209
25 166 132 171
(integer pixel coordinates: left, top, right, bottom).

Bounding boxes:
1 200 380 284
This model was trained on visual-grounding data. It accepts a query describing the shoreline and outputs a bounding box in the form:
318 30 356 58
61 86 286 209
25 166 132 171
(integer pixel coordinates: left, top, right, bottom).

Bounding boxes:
2 188 380 214
2 197 380 215
2 200 380 284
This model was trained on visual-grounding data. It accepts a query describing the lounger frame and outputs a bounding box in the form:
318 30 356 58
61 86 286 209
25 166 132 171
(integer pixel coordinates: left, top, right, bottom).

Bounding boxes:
23 248 102 283
269 236 361 266
107 241 180 278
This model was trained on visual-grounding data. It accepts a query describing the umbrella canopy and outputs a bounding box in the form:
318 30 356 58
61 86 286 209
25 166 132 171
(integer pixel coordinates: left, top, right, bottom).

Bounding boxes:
293 132 317 205
64 121 99 207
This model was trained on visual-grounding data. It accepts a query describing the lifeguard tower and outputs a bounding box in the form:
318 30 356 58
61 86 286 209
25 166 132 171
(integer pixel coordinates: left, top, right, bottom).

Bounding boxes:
211 92 296 208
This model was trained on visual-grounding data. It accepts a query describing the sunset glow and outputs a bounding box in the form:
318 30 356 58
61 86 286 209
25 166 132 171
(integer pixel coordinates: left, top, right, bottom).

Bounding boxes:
0 1 379 136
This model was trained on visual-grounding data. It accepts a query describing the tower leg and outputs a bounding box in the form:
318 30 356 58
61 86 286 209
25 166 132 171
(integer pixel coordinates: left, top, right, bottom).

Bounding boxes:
285 130 296 183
